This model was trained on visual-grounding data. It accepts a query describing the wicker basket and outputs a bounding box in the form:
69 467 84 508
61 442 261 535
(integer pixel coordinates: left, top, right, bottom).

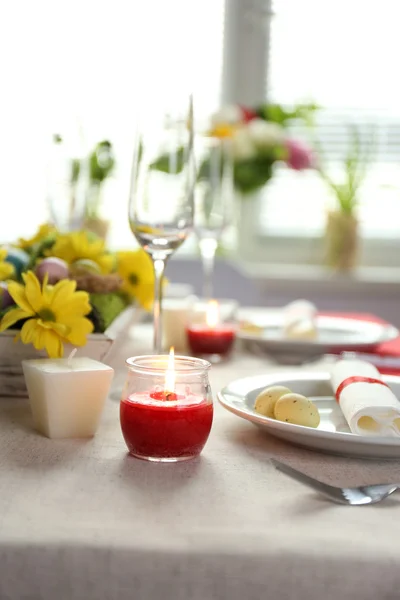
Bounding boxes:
0 306 137 397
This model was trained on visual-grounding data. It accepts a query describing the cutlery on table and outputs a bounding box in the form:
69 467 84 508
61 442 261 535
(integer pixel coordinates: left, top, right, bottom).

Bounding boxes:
271 459 400 506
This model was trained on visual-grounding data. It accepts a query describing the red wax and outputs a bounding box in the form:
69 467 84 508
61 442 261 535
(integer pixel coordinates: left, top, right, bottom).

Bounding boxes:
186 324 236 356
120 394 213 460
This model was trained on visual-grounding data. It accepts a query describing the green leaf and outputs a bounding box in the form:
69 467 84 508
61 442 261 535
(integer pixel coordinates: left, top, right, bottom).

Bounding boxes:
89 140 115 184
316 123 375 214
71 159 81 185
234 159 273 194
150 146 185 174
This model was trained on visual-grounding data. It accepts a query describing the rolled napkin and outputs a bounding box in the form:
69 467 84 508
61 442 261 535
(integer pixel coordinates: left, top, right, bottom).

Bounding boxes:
283 300 318 340
331 359 400 437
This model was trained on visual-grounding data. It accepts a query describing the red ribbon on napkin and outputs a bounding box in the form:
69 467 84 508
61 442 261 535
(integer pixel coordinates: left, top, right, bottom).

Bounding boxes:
335 375 390 402
320 312 400 375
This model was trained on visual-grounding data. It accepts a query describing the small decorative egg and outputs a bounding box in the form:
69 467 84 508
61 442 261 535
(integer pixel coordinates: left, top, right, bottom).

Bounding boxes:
254 385 292 419
70 259 101 275
0 282 14 309
35 258 69 284
274 393 320 428
4 247 30 276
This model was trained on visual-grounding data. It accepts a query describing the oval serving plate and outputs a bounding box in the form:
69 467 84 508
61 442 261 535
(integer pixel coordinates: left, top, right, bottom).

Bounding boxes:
218 371 400 458
238 312 399 363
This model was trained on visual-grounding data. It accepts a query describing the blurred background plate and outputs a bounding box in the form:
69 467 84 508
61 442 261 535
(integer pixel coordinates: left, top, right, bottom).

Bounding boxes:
237 309 399 363
218 371 400 458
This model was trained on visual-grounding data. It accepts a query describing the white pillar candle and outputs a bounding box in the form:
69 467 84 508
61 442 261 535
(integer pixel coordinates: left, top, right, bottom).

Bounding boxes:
22 357 114 439
162 297 196 352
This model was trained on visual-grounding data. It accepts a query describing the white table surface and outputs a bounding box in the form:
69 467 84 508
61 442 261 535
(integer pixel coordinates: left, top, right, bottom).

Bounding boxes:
1 323 400 600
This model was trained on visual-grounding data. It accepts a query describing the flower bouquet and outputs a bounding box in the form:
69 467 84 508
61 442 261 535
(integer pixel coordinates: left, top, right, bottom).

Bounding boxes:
0 225 154 396
208 102 317 194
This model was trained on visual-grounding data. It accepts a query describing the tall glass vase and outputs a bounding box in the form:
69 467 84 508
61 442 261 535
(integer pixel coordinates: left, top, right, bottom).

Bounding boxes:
46 135 88 232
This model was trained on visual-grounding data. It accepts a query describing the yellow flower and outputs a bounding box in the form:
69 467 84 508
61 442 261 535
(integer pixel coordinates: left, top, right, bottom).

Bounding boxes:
0 249 14 281
48 231 114 274
0 271 93 358
18 223 56 250
116 250 155 311
208 124 237 138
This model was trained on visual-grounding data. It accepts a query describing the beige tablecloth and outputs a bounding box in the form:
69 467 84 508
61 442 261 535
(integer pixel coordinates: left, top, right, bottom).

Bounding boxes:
1 324 400 600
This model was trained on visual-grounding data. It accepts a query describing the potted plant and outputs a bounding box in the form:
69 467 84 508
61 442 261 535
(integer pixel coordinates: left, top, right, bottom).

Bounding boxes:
0 226 154 396
318 125 373 271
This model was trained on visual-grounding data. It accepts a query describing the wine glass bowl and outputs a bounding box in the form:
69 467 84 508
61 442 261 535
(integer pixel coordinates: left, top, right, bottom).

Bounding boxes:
129 103 195 352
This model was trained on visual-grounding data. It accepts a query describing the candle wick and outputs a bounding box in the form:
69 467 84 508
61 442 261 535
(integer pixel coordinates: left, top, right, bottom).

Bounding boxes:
67 348 78 368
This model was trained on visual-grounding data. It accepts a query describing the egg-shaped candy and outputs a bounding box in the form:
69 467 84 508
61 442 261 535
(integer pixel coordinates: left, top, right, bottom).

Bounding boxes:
0 282 15 309
254 385 292 418
35 257 70 284
69 259 102 276
4 247 30 277
274 393 320 428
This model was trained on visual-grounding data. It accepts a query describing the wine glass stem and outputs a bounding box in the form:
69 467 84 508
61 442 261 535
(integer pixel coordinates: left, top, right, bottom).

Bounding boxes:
152 256 167 353
199 238 218 299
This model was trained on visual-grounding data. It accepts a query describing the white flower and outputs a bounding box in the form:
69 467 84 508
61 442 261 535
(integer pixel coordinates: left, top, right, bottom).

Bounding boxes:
247 119 285 149
231 127 257 160
211 105 242 127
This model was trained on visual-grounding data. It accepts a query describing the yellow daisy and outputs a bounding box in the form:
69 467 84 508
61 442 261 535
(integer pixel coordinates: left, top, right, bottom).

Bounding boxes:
47 231 114 274
208 124 237 138
0 249 14 281
116 249 155 311
0 271 93 358
18 223 56 250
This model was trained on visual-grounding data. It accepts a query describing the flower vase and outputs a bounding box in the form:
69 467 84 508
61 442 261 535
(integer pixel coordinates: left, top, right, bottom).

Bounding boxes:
233 192 260 256
325 210 358 271
84 185 109 241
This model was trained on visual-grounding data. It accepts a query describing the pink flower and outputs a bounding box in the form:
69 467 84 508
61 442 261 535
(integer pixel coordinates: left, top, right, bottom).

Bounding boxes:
285 139 315 170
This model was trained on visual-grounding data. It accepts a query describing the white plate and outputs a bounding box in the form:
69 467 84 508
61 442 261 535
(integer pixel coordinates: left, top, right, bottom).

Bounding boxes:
218 371 400 458
238 312 398 363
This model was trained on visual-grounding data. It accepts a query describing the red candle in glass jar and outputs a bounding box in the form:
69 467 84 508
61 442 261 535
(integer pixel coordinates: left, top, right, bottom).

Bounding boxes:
120 394 213 460
120 349 213 462
186 300 236 357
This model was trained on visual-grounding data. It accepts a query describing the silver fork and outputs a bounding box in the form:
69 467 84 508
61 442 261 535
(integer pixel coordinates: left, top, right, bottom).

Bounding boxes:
271 459 400 505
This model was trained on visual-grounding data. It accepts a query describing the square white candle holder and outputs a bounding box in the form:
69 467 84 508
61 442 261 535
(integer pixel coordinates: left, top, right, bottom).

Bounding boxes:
22 357 114 439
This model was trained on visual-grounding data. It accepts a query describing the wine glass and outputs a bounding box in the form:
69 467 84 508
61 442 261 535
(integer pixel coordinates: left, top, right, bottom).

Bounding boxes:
128 100 195 353
194 136 234 299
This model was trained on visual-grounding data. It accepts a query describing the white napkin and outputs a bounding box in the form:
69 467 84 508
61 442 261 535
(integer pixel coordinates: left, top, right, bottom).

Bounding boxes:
283 300 317 339
331 359 400 437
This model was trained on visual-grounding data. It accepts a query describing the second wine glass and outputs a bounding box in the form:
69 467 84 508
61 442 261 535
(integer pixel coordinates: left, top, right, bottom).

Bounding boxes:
128 103 195 353
194 136 234 299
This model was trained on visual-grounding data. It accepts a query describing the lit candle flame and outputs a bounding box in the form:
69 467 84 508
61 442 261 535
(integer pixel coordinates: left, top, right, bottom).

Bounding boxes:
206 300 220 329
164 346 175 393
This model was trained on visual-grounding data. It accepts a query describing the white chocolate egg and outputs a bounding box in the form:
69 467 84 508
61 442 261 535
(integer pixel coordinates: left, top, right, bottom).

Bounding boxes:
254 385 292 419
274 393 320 428
284 320 318 340
283 299 318 340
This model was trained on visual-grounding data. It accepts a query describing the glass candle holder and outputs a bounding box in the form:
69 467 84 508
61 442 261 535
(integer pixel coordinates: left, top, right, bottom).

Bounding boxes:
120 355 213 462
186 299 237 363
